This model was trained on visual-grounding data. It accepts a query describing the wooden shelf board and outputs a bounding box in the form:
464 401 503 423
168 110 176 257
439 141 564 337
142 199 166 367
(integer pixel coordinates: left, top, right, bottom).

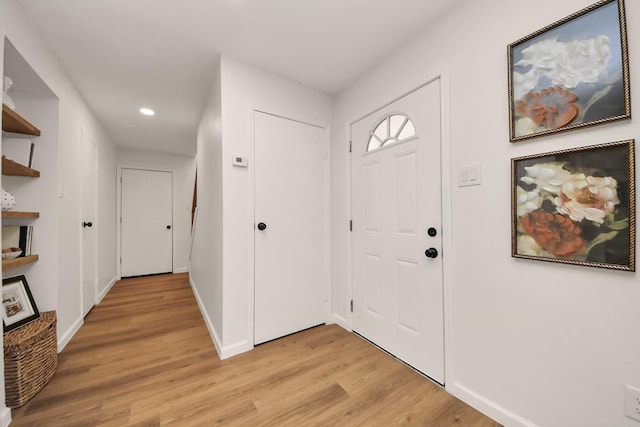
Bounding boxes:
2 255 38 272
1 156 40 177
1 211 39 219
1 104 40 136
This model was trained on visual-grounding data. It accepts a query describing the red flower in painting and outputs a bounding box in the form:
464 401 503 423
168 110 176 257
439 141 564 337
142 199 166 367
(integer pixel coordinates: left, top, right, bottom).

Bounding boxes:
520 211 584 257
516 86 579 130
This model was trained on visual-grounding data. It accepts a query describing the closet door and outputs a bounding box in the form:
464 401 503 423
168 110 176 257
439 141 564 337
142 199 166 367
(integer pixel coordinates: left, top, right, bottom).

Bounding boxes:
254 111 327 344
121 168 173 277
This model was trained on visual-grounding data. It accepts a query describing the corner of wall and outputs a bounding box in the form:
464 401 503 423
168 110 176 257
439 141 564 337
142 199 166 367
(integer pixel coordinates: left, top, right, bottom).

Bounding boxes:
97 276 118 304
189 275 223 357
218 340 253 360
329 314 350 331
57 316 83 353
0 406 11 427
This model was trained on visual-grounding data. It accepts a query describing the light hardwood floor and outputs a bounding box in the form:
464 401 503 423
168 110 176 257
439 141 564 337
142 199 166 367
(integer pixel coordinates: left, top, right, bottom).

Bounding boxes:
10 273 501 426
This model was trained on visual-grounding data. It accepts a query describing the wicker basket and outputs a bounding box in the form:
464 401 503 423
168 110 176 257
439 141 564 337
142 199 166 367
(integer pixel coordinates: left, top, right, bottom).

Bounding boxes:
4 311 57 408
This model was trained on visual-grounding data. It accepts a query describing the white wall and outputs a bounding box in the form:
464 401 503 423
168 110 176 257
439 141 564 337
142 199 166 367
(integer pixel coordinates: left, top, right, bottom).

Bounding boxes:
96 132 117 301
2 95 59 314
332 0 640 426
219 57 332 356
0 0 118 423
191 56 332 358
192 58 224 351
116 147 196 276
0 15 11 423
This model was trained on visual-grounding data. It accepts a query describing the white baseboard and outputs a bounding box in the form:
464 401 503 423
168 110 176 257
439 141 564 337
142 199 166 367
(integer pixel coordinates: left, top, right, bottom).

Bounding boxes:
174 267 189 274
97 275 118 304
447 381 538 427
329 313 350 331
57 315 82 353
188 276 252 360
188 276 224 358
0 406 11 427
218 339 252 360
57 275 118 353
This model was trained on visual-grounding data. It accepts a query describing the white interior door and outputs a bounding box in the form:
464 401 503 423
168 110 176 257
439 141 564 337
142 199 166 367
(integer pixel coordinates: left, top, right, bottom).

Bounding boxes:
81 130 97 317
351 79 444 383
121 168 173 277
254 111 327 345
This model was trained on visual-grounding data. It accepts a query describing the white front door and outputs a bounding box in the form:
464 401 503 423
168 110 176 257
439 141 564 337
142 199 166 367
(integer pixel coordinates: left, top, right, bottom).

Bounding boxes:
254 111 327 345
81 129 97 317
351 79 444 383
121 168 173 277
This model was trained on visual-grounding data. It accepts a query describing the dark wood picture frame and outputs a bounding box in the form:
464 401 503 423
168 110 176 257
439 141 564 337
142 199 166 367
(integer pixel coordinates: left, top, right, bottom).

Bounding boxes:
512 140 635 271
508 0 630 142
2 275 40 332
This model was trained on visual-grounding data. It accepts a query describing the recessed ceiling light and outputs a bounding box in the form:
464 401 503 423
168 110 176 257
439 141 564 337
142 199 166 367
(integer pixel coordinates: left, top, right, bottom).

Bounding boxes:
140 107 155 116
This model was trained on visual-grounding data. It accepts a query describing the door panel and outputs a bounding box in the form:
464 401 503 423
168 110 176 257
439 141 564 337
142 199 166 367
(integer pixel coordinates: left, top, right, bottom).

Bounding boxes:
81 130 96 317
121 168 173 277
254 112 326 345
351 79 444 383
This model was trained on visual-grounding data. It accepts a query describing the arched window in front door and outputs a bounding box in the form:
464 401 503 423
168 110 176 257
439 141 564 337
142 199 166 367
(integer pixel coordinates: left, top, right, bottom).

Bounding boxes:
366 113 416 152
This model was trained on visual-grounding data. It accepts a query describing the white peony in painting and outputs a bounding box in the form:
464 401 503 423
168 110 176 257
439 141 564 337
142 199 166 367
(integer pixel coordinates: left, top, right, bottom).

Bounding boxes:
509 0 629 140
512 140 635 271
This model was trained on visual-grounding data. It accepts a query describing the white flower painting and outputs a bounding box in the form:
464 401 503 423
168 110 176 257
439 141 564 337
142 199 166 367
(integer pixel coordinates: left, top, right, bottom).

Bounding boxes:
512 140 635 271
508 0 629 141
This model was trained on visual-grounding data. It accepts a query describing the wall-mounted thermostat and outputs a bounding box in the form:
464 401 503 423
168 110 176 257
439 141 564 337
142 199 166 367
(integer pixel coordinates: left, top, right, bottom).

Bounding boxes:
232 155 248 167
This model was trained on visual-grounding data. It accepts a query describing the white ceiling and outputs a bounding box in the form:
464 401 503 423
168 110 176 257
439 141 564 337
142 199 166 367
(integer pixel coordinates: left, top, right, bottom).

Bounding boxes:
18 0 460 156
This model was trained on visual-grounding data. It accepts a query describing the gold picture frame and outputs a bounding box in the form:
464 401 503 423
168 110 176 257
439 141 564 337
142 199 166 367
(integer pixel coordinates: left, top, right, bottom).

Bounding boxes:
508 0 630 142
512 140 635 271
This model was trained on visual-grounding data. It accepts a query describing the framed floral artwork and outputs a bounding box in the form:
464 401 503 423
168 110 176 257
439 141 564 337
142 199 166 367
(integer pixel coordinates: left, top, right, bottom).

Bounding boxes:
512 140 635 271
508 0 630 142
2 275 40 332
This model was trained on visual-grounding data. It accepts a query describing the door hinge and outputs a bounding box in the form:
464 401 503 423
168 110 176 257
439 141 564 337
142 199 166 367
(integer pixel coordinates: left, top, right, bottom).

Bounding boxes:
350 300 354 313
119 257 122 264
349 140 352 153
349 220 352 231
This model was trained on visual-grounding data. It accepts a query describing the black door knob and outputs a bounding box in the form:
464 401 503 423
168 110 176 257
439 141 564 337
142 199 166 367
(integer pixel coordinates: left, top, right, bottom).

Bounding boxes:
427 227 437 237
425 248 438 258
166 225 172 229
257 222 267 231
83 221 93 228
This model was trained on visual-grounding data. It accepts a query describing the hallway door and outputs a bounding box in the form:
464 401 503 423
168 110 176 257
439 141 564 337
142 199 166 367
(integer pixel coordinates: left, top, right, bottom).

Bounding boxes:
254 111 327 345
351 79 444 383
121 168 173 277
81 129 97 317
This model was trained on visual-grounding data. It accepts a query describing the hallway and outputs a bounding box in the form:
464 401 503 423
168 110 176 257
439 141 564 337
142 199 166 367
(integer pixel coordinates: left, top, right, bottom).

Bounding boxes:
10 274 499 426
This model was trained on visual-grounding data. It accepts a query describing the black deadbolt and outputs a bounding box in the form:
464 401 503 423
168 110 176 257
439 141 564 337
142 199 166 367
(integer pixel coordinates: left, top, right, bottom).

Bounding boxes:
166 225 172 229
257 222 267 231
427 227 437 237
425 248 438 258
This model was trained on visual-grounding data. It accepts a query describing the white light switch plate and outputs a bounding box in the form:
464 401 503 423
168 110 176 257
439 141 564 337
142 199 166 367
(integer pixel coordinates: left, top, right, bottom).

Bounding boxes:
625 385 640 421
458 163 481 187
